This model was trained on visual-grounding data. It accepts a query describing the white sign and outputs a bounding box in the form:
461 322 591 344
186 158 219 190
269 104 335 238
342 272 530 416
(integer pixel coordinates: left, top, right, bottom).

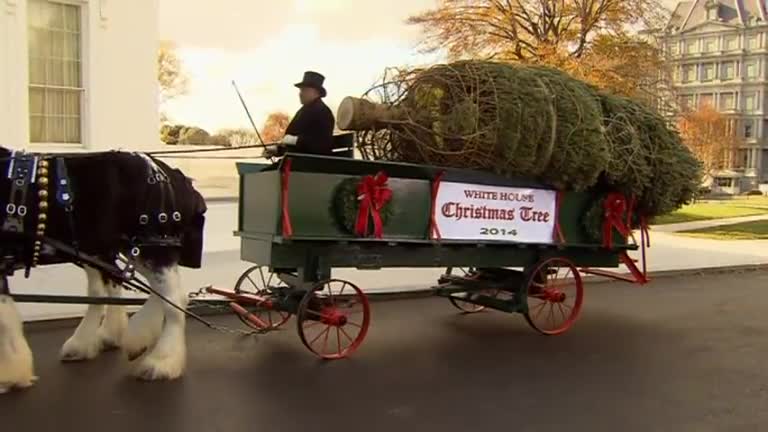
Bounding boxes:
434 181 557 243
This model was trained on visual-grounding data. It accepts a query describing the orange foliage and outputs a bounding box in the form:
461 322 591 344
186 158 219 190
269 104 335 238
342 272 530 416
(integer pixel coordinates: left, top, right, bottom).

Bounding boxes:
408 0 669 100
261 112 291 143
677 105 740 176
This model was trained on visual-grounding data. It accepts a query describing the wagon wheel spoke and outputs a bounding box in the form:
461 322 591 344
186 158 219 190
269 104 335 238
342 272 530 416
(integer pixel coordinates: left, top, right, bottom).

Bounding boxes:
310 326 331 346
524 258 584 336
234 266 292 330
297 279 371 360
339 327 355 343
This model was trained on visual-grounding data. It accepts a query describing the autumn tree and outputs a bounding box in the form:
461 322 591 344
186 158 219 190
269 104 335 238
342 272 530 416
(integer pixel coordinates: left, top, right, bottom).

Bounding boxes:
407 0 670 99
261 112 291 143
217 128 259 147
677 105 740 177
157 40 189 123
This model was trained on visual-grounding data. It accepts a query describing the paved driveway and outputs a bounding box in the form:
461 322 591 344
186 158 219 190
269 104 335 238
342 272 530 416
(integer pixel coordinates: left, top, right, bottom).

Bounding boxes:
2 270 768 432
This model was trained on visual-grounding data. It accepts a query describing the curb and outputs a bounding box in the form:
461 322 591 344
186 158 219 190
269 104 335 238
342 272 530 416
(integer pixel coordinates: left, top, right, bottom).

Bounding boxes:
21 263 768 330
203 196 238 204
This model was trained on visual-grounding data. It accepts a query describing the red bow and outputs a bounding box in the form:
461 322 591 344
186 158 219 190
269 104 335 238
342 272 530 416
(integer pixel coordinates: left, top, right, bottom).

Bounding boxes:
355 172 392 238
602 193 631 249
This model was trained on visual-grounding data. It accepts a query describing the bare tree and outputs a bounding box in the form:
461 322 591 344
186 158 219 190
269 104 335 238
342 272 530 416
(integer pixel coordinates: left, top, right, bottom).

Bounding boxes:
217 128 259 147
157 40 189 123
407 0 671 99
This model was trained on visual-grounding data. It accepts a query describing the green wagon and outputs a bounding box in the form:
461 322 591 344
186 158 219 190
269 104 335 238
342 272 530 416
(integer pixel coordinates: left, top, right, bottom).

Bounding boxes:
209 147 650 359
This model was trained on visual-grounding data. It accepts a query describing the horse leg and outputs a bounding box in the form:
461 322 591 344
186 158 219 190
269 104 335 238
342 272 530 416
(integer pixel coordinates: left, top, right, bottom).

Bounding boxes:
0 277 37 393
132 262 187 381
98 275 128 350
121 290 164 361
60 266 108 361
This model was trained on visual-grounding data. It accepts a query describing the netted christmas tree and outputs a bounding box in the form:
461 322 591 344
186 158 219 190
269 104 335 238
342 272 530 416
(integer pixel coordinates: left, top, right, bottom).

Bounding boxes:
337 60 702 221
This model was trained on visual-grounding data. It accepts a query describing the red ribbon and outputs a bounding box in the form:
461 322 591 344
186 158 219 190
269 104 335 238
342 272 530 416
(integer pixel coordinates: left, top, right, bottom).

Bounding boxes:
280 159 293 238
429 170 445 240
553 190 566 244
602 193 631 249
354 172 392 238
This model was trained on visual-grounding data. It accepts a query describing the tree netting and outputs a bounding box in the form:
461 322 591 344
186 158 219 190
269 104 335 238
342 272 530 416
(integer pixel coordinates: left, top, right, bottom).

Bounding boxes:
339 60 701 220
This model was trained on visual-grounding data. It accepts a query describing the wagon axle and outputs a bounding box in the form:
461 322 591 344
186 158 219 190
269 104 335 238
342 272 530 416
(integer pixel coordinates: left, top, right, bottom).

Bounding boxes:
539 289 567 303
317 308 348 327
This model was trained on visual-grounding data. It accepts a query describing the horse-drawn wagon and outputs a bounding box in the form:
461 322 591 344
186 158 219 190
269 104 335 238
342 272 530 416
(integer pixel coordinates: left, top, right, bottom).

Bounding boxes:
207 149 650 359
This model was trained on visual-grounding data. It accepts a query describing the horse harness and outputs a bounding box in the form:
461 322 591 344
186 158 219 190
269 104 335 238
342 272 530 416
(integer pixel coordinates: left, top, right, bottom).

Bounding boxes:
0 150 185 283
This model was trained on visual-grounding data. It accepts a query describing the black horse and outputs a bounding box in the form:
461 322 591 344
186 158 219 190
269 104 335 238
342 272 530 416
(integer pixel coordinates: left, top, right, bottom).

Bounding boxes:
0 147 206 393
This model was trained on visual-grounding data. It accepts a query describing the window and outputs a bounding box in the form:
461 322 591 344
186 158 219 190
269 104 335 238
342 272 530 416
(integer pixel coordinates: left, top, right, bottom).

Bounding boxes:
715 178 733 188
748 35 760 50
28 0 82 144
699 93 714 108
679 95 695 111
721 62 735 80
703 38 717 53
701 63 715 81
745 119 755 138
746 61 759 79
720 93 736 110
736 149 748 169
744 93 758 111
685 39 698 54
683 65 697 82
724 35 739 51
669 42 679 55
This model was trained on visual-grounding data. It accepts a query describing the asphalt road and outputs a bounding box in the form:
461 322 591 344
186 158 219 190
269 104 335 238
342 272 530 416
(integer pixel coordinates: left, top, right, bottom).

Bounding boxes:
2 270 768 432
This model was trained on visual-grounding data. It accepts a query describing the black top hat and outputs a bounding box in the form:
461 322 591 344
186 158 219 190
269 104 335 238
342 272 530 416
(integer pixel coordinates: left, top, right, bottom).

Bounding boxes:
294 71 327 97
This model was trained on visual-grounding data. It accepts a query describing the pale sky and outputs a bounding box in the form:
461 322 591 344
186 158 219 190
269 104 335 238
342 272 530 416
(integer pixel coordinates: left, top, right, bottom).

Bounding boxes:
159 0 442 132
160 0 682 132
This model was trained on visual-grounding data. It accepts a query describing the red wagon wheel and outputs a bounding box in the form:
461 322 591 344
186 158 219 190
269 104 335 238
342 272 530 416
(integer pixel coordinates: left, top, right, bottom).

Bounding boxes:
445 267 498 314
296 279 371 360
523 257 584 336
233 265 292 330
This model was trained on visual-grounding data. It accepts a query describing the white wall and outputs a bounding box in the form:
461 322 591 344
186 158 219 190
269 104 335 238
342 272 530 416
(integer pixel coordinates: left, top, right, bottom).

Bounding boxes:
0 0 160 152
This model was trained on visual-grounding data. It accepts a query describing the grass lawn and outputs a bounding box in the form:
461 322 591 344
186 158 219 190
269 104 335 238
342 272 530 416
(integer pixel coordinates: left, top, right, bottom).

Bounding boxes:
679 220 768 240
654 197 768 225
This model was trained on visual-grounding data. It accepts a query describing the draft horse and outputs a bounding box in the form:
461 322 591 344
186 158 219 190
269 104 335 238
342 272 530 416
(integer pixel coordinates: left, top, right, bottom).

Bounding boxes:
0 147 206 393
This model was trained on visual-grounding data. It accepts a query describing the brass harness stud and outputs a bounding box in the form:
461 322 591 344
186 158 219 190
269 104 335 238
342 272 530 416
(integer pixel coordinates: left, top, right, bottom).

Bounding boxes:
33 158 49 266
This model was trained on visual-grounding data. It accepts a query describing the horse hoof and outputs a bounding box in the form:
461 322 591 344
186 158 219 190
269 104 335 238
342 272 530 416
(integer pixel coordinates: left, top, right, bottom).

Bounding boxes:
60 338 101 362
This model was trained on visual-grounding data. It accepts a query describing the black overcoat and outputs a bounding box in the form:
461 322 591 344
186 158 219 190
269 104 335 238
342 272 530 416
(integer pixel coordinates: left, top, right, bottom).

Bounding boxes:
284 98 335 155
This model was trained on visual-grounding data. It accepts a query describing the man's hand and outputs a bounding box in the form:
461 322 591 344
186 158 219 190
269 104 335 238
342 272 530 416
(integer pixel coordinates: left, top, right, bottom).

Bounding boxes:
262 147 278 159
281 134 298 145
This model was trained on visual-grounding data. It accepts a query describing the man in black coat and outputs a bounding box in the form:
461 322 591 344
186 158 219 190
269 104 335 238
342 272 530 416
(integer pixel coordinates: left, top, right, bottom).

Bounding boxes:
266 71 335 157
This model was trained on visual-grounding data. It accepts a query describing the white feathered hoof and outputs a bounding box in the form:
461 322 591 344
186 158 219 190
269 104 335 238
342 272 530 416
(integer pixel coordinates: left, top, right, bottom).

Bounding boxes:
122 298 164 361
99 307 128 351
131 345 186 381
0 295 38 394
59 335 103 362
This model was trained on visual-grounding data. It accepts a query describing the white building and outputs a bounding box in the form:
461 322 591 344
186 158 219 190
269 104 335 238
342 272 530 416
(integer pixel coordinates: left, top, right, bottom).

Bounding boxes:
663 0 768 194
0 0 159 152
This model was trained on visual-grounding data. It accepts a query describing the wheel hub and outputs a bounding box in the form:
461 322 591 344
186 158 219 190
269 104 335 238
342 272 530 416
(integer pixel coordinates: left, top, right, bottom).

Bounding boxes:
543 289 566 303
320 308 348 327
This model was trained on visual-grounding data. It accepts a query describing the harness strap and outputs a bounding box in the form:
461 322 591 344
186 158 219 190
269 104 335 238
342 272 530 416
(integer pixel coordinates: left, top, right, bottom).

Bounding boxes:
3 151 35 234
55 158 79 264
